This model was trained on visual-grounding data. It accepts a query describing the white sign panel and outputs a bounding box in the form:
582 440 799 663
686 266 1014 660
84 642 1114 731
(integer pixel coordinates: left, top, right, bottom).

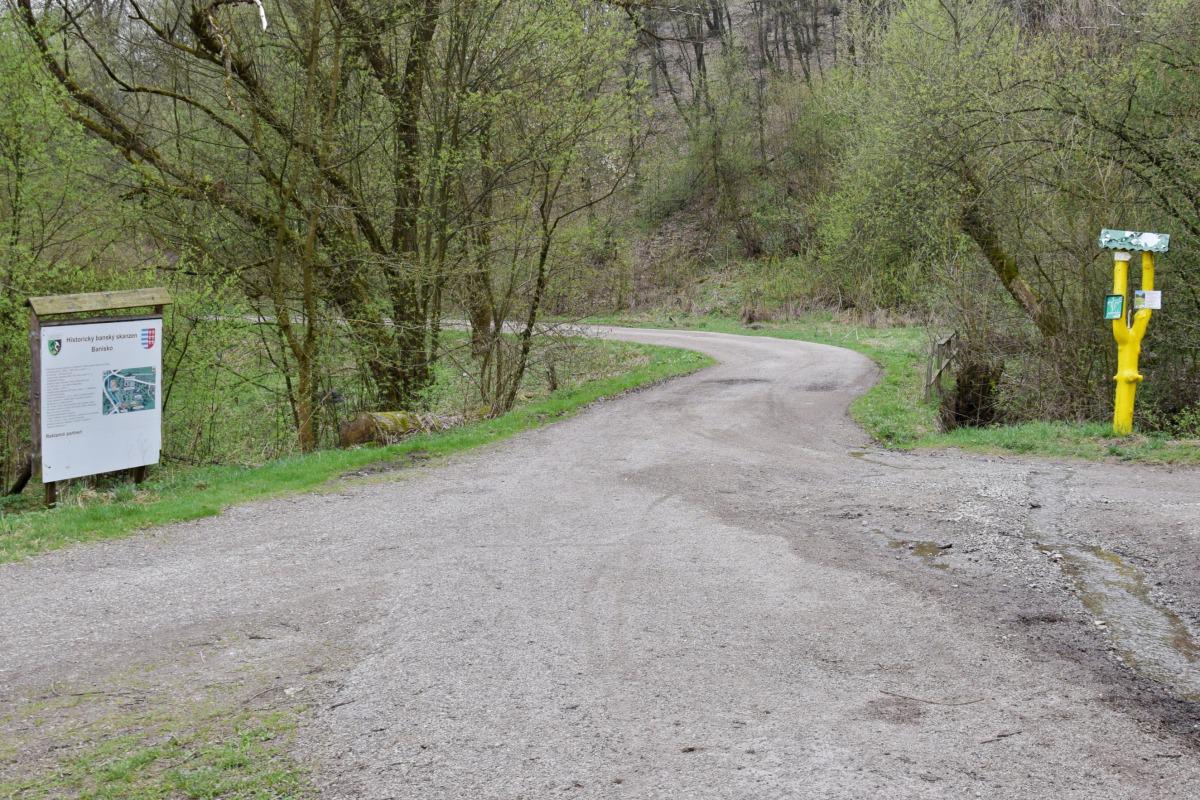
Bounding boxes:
1133 290 1162 311
40 318 163 482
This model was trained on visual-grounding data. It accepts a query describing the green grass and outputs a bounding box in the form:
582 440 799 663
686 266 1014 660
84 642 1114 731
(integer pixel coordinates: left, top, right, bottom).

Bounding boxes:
0 341 711 562
587 311 1200 465
1 705 309 799
930 420 1200 464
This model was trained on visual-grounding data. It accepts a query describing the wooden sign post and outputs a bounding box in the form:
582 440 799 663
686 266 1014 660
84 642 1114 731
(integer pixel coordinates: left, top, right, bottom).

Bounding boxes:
27 288 172 507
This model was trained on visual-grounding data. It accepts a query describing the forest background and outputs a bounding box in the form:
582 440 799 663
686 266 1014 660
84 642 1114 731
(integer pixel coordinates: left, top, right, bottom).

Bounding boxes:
2 0 1199 492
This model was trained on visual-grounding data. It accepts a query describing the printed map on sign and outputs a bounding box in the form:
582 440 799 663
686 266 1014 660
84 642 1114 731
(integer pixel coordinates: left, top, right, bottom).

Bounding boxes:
102 367 157 415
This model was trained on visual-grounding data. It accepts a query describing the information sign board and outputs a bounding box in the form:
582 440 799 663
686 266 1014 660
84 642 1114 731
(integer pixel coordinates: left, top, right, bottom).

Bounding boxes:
1133 290 1162 311
1103 294 1124 321
38 318 163 482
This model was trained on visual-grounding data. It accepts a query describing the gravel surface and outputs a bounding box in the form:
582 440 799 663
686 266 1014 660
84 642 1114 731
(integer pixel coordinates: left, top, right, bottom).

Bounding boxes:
1 327 1198 798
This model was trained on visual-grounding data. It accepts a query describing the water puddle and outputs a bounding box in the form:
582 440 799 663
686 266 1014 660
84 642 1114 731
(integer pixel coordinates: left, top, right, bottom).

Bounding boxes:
889 539 951 570
1038 543 1200 700
699 378 769 386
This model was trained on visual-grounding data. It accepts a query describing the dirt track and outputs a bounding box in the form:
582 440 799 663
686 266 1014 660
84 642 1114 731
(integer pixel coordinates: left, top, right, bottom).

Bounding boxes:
2 327 1199 798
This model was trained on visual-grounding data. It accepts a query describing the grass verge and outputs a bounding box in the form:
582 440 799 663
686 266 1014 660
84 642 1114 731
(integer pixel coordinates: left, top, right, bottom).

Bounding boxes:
587 311 1200 465
930 420 1200 464
0 341 711 562
1 695 310 799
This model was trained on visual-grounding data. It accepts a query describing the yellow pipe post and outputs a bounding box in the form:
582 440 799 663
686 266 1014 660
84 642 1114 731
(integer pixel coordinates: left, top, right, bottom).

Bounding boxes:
1111 251 1154 435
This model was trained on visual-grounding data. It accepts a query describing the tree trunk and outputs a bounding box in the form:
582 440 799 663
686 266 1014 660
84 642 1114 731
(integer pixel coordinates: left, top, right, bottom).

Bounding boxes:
958 200 1061 339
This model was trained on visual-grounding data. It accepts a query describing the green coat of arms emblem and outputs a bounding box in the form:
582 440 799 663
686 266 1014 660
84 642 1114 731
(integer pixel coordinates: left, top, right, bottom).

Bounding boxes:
47 339 62 356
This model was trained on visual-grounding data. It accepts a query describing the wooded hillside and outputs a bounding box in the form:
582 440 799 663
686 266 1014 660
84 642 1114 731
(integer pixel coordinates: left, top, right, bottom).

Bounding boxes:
2 0 1198 488
603 0 1200 431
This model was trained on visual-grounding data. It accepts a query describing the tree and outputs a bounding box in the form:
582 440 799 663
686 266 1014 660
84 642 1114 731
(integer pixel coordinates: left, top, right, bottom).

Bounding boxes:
13 0 446 433
431 0 642 413
0 14 133 484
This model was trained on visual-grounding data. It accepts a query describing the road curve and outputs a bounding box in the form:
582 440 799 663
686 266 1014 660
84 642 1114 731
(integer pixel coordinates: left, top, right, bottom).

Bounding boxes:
2 327 1198 798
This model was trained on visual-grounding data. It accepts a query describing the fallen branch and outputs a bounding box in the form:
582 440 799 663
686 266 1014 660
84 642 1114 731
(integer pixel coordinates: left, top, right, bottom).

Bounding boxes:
338 411 463 447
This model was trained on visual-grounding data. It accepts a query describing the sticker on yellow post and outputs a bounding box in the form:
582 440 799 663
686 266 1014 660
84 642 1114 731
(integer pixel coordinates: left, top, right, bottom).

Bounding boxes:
1104 294 1124 320
1133 290 1162 310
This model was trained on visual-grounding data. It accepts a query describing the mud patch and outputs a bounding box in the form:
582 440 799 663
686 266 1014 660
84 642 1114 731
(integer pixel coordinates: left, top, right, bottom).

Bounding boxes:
861 696 927 725
1039 543 1200 700
340 450 431 480
1013 611 1068 626
698 378 769 386
890 539 952 570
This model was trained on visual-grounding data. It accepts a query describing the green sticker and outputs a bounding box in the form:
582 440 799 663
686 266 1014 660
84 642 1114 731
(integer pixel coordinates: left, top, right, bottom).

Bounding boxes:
1104 294 1124 320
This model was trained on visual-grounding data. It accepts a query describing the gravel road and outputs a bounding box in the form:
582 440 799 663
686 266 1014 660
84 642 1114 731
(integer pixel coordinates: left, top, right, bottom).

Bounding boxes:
2 327 1199 798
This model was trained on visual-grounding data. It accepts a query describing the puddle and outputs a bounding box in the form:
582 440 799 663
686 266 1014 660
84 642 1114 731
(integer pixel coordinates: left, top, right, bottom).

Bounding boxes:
1039 543 1200 700
699 378 769 387
889 539 951 570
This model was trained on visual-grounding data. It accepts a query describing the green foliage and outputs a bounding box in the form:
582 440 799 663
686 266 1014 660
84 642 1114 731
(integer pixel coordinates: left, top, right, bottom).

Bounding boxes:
810 69 940 309
0 0 650 478
0 19 144 487
614 0 1200 433
159 282 317 464
5 0 1200 465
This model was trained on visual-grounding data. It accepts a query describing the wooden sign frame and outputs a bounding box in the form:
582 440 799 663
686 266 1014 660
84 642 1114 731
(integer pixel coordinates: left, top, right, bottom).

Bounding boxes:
26 288 172 507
